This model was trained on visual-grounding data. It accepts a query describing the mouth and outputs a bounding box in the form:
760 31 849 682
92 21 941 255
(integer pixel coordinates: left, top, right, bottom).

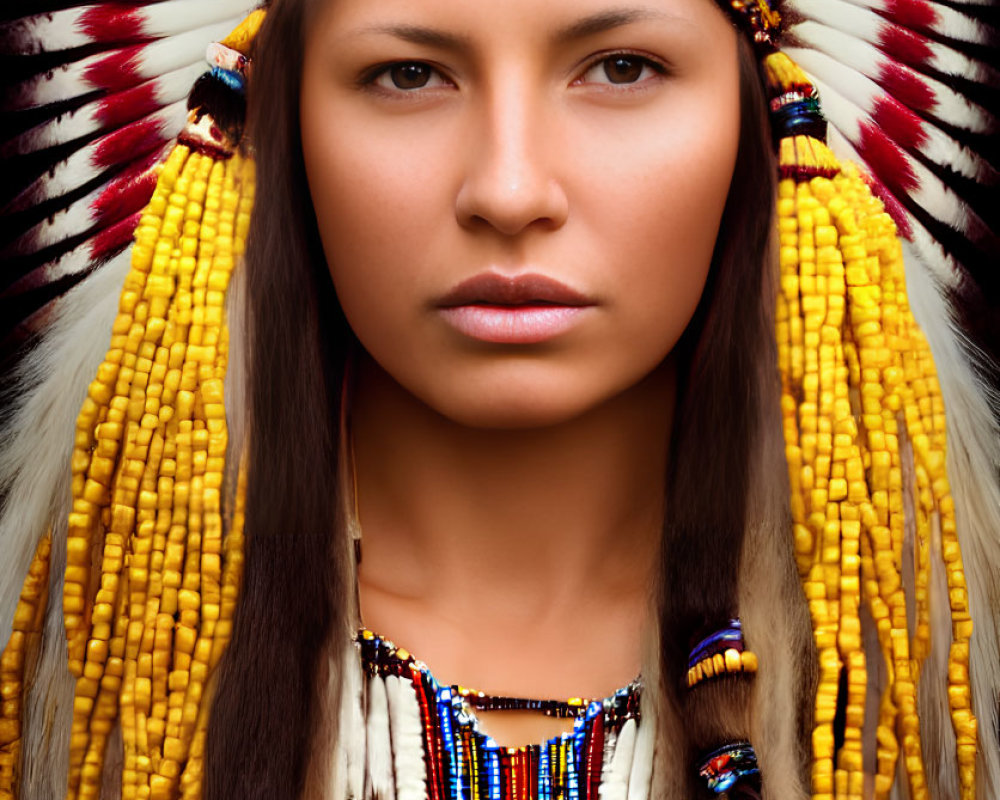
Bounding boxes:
438 272 592 308
436 272 595 344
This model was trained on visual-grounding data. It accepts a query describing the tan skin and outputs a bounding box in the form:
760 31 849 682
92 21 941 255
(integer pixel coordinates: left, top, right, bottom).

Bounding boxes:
300 0 741 745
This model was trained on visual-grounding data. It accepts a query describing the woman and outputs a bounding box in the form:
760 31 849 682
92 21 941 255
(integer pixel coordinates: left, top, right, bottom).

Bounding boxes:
206 0 807 795
0 0 997 798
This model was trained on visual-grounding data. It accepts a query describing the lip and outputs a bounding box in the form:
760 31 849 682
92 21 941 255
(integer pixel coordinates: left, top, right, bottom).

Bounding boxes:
436 272 594 344
438 272 592 308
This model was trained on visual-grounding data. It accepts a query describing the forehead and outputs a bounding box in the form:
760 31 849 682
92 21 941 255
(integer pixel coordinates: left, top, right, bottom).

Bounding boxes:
310 0 729 48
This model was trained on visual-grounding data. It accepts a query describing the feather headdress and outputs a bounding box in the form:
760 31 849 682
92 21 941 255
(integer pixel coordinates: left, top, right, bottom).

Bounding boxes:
0 0 997 798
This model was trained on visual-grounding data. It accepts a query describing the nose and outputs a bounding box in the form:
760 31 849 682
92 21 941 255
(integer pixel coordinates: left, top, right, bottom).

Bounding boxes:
454 84 569 236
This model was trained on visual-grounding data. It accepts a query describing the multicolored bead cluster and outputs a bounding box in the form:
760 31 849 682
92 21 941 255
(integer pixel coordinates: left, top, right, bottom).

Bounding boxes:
722 0 781 50
685 620 759 689
696 742 761 795
358 630 641 800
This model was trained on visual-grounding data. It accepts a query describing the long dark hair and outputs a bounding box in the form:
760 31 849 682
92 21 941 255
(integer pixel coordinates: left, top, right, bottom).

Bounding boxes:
204 1 812 796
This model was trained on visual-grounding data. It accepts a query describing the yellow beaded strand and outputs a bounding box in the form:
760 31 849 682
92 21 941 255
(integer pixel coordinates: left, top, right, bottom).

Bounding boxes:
53 145 253 800
0 534 51 800
775 136 976 800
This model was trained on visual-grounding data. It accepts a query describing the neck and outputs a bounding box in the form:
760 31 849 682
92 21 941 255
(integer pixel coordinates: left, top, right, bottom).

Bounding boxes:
351 353 673 706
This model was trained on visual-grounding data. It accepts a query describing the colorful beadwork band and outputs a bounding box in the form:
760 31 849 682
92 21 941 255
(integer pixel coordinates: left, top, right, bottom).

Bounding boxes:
697 742 762 795
686 619 759 689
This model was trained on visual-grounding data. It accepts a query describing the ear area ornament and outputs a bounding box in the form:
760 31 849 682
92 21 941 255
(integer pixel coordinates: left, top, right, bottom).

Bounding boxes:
716 0 989 797
0 10 262 799
763 40 978 800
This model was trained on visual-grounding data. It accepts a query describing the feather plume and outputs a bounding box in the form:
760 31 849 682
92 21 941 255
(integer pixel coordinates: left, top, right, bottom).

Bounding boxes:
366 675 396 800
626 698 654 800
385 674 427 800
0 250 129 649
3 103 185 215
785 21 997 134
785 0 1000 83
0 0 254 55
840 0 998 44
599 718 635 800
4 19 241 110
2 65 204 158
333 643 367 800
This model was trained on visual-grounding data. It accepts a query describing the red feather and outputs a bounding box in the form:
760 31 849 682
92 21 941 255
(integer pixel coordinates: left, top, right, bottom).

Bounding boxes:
871 95 928 151
877 62 937 114
878 22 935 69
883 0 939 33
78 4 148 44
92 116 172 169
82 44 143 92
95 80 160 129
857 121 919 194
91 212 142 263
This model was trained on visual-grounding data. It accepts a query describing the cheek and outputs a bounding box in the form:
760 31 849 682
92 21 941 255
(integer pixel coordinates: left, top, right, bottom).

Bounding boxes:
580 81 741 352
302 130 433 291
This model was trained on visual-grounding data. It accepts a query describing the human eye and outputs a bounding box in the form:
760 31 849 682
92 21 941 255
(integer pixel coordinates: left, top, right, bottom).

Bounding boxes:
576 52 667 87
364 61 452 93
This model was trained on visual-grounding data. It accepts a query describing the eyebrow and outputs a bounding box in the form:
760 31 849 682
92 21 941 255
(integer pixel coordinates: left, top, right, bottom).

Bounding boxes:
554 8 668 43
358 7 670 51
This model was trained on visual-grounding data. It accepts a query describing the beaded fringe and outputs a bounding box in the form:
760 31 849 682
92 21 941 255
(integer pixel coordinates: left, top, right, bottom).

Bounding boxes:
767 50 977 800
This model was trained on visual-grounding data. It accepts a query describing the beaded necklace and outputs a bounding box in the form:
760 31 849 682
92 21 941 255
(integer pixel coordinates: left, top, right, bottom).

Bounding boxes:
357 629 642 800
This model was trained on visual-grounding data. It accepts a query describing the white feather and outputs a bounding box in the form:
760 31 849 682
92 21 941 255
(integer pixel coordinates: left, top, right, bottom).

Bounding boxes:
918 515 962 799
4 198 156 295
0 250 130 651
0 0 254 54
784 47 997 184
10 19 241 108
3 64 204 157
16 183 129 255
385 674 428 800
626 702 654 800
599 718 635 800
333 644 367 800
0 252 131 797
785 0 1000 83
7 102 186 211
786 21 997 134
366 675 396 800
903 240 1000 800
839 0 997 43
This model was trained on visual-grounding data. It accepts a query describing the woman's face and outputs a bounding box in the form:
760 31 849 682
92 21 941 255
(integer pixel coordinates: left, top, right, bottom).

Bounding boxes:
300 0 741 428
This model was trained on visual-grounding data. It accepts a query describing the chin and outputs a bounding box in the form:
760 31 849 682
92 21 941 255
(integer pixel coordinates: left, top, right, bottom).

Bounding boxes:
414 372 638 431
